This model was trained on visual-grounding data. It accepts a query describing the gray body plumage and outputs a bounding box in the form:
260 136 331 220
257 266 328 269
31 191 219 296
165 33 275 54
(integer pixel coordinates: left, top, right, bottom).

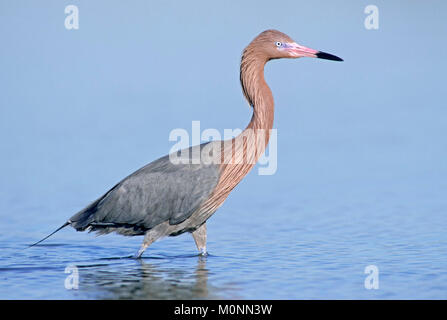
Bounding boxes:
69 142 221 237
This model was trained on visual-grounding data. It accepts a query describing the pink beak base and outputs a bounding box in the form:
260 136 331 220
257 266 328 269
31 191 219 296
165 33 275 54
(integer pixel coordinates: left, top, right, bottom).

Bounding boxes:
285 43 343 61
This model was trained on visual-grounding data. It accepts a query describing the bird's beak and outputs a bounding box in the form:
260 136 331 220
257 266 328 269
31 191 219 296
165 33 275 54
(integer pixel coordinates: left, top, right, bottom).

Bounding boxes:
284 42 343 61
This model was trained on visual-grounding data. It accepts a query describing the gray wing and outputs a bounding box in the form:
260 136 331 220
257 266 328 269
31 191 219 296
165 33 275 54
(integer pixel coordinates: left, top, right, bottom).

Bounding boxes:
69 142 221 235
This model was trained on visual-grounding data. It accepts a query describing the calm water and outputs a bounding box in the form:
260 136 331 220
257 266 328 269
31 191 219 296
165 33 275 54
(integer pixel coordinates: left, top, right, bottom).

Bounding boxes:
1 164 446 299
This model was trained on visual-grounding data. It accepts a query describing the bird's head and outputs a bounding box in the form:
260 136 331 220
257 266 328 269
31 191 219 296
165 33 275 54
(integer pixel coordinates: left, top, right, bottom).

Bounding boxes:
249 29 343 62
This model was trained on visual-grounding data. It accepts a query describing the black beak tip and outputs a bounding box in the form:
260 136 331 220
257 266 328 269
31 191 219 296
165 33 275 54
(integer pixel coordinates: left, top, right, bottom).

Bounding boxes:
316 51 343 62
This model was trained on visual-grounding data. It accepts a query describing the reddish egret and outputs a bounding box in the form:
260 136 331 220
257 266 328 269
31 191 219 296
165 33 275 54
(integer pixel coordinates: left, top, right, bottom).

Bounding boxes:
30 30 342 257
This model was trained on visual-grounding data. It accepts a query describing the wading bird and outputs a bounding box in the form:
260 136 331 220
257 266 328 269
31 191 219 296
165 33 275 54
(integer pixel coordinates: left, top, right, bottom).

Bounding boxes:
30 30 342 258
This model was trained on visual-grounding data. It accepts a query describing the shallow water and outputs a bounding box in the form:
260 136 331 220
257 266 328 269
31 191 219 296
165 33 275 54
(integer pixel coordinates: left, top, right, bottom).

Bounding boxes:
1 168 446 299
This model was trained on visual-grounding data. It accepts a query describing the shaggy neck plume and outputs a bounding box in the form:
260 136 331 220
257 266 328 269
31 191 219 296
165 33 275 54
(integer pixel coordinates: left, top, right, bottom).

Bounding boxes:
199 47 275 215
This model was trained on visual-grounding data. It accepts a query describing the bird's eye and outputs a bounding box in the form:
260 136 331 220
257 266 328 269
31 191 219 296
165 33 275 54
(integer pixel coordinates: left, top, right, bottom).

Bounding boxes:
275 41 282 47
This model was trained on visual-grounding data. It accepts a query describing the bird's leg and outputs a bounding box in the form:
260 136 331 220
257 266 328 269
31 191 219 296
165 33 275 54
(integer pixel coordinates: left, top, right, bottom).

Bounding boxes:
192 223 207 256
133 244 149 259
133 232 156 259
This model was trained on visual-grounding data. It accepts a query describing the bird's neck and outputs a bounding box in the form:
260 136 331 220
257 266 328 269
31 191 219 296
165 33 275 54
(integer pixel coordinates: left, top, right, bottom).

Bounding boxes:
197 52 275 216
235 53 274 164
243 60 274 142
217 55 274 188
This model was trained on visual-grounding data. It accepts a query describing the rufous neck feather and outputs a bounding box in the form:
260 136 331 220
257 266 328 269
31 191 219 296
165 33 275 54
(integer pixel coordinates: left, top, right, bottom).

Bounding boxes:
198 45 276 215
238 46 275 157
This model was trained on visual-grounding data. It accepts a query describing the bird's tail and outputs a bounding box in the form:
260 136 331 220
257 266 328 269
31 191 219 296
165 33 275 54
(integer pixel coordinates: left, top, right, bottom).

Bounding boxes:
27 221 71 248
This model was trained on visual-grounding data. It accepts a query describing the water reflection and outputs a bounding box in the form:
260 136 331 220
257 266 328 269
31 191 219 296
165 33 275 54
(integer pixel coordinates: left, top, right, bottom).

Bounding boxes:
77 255 223 299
